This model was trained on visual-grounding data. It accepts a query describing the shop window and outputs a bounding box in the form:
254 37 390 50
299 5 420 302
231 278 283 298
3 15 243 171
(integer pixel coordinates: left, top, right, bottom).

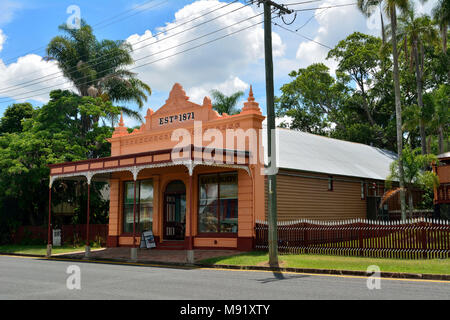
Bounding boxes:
123 180 154 234
198 173 238 234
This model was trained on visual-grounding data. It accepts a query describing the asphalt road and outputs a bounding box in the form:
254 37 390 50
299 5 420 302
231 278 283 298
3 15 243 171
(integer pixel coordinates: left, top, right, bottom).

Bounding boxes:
0 256 448 300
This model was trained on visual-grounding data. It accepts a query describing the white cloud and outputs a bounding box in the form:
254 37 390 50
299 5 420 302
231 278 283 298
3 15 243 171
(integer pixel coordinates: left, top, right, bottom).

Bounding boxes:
0 29 6 52
126 0 284 94
0 54 74 103
294 0 372 75
0 0 22 26
188 75 249 104
0 0 284 107
293 0 437 75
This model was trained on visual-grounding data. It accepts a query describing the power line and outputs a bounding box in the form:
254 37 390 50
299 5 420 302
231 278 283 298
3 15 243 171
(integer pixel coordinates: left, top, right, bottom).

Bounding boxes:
0 0 242 89
273 22 332 49
273 2 359 49
289 2 357 12
0 0 168 66
0 0 246 95
295 6 330 31
92 0 168 30
0 13 268 104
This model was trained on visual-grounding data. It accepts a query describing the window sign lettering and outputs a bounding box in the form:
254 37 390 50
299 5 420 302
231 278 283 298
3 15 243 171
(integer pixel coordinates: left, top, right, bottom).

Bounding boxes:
159 112 195 126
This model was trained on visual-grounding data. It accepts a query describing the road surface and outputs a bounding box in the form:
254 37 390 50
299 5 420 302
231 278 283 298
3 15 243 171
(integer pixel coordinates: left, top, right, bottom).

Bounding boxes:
0 255 448 300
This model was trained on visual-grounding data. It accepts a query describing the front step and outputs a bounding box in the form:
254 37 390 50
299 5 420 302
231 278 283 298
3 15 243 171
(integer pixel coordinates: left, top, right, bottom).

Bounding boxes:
157 240 186 250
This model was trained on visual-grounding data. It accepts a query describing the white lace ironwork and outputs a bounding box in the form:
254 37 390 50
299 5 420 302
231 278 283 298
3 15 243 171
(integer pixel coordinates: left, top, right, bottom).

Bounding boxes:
49 160 250 187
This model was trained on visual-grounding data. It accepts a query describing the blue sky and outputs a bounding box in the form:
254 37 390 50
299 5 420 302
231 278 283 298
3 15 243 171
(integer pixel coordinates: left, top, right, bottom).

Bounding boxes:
0 0 437 126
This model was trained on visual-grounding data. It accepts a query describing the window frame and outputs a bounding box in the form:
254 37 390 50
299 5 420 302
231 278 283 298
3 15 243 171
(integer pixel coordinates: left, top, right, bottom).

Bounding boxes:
122 179 154 235
197 171 239 237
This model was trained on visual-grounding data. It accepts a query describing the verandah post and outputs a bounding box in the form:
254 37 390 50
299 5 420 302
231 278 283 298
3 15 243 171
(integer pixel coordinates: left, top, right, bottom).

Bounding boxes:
46 185 52 258
186 170 195 264
85 181 91 259
131 178 138 261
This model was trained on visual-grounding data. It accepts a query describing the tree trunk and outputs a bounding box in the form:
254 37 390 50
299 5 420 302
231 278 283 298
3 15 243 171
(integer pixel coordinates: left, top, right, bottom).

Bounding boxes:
380 9 386 45
443 24 450 82
408 189 414 219
413 38 427 155
390 7 407 220
443 25 448 55
439 124 445 154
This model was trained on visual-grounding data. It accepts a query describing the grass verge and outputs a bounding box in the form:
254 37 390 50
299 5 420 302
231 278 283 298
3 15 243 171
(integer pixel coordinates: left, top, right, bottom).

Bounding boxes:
0 244 103 256
199 251 450 275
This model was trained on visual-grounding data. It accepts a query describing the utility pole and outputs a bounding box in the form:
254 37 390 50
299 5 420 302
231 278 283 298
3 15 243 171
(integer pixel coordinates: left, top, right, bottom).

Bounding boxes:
253 0 293 267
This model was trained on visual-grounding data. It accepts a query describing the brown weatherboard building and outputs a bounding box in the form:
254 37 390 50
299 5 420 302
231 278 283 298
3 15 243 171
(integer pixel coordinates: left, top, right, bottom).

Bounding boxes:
434 152 450 219
49 83 400 252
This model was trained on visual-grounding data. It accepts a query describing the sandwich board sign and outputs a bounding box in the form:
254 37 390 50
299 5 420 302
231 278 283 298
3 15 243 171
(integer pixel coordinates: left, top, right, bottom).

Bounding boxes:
140 230 156 249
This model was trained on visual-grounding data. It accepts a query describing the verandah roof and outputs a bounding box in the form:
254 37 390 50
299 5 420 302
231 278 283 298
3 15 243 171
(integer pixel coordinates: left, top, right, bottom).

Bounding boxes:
48 145 251 186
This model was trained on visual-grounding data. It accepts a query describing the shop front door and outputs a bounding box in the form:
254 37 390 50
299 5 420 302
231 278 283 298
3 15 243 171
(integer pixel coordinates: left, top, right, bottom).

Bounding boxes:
163 181 186 241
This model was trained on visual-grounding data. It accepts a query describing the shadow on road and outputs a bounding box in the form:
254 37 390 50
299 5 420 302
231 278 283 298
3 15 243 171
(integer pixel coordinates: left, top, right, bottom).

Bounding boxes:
256 270 310 284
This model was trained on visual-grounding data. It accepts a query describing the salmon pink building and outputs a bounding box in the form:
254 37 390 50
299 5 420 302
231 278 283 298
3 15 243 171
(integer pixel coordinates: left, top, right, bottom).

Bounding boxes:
48 83 399 258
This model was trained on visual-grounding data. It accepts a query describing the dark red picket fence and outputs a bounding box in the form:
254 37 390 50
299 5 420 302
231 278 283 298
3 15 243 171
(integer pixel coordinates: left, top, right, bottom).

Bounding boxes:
255 218 450 259
12 224 108 246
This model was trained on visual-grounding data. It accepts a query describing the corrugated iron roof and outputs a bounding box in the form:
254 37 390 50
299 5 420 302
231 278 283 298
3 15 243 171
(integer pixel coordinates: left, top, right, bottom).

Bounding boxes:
437 152 450 160
262 127 397 181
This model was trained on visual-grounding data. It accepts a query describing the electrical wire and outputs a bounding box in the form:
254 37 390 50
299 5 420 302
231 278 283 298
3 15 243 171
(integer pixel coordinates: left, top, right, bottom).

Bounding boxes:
0 13 269 104
273 22 332 49
0 0 246 95
0 0 168 66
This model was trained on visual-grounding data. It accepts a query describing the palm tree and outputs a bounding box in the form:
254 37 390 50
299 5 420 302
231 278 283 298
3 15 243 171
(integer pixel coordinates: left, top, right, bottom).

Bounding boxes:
210 90 244 115
357 0 411 219
432 0 450 79
396 6 438 155
45 20 151 130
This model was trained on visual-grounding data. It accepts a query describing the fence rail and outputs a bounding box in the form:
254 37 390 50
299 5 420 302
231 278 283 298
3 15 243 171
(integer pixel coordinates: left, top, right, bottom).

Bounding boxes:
255 218 450 259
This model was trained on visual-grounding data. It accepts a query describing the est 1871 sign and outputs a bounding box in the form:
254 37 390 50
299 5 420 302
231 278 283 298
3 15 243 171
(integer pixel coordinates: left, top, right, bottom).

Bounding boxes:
159 112 195 126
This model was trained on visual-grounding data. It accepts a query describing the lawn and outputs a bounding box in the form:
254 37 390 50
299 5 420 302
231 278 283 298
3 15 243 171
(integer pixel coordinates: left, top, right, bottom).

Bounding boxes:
199 251 450 275
0 244 103 256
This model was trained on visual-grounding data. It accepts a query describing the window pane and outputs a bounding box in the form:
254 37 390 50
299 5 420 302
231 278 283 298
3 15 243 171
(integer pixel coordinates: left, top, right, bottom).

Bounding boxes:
198 205 218 233
198 172 238 234
139 204 153 232
219 173 238 199
199 174 218 201
123 205 134 233
220 199 238 233
140 180 153 203
124 182 136 204
123 180 153 234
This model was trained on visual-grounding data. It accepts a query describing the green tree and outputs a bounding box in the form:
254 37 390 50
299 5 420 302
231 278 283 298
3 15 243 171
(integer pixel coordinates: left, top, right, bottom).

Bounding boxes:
385 145 439 218
327 32 386 138
0 103 34 134
432 0 450 79
45 20 151 131
0 90 119 237
210 90 244 115
396 6 438 154
276 63 348 135
358 0 410 219
431 84 450 154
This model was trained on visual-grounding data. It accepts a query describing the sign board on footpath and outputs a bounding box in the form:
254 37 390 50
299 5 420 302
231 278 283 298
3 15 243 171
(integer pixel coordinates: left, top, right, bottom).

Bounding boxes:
140 230 156 249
